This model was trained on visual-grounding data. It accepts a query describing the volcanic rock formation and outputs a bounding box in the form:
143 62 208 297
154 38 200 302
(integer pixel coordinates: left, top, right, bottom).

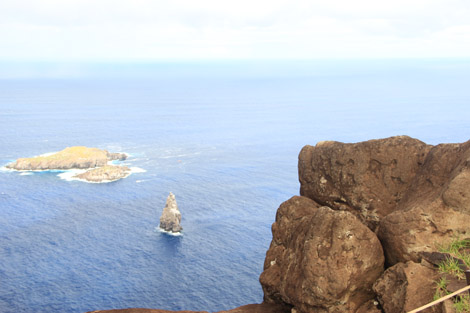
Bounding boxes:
91 136 470 313
159 192 183 233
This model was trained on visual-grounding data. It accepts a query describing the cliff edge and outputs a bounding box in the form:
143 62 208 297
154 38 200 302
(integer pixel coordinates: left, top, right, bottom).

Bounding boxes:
90 136 470 313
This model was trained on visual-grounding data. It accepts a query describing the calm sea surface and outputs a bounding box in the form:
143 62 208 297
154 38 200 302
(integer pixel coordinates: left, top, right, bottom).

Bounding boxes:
1 60 470 313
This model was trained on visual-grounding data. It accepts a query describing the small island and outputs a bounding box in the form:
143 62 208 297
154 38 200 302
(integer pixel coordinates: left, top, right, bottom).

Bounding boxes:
6 146 131 183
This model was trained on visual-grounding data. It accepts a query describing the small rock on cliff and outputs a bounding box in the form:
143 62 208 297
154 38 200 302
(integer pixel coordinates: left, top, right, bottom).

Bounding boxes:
159 193 183 233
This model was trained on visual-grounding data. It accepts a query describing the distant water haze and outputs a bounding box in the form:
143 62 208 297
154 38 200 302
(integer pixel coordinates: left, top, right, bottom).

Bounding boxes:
0 59 470 313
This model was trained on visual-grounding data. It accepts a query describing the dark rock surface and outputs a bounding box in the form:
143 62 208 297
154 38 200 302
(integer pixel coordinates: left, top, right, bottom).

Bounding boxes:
373 261 438 313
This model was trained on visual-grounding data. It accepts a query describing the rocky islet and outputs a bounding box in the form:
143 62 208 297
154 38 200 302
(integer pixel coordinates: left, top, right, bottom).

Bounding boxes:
6 146 130 183
159 192 183 233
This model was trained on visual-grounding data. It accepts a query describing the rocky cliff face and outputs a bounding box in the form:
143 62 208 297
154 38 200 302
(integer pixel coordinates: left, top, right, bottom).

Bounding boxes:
260 136 470 313
92 136 470 313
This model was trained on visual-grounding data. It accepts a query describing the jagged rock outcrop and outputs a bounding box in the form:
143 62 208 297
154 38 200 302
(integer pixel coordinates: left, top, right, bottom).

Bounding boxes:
6 146 127 170
74 165 131 183
89 136 470 313
373 261 438 313
159 193 183 233
260 196 384 313
298 136 430 229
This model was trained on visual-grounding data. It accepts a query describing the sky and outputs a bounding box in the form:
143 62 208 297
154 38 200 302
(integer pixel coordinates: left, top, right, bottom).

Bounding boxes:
0 0 470 61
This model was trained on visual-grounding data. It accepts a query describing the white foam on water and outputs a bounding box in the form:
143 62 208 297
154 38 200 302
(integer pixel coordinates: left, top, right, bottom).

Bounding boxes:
0 166 13 172
19 172 33 176
130 167 146 173
38 151 58 157
57 169 87 182
155 227 183 237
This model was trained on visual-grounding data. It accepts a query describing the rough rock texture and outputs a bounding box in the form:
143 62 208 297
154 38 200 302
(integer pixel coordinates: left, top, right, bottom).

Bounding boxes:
6 146 126 170
378 140 470 264
159 193 183 233
298 136 430 228
260 196 384 313
298 136 470 266
373 261 439 313
75 165 131 183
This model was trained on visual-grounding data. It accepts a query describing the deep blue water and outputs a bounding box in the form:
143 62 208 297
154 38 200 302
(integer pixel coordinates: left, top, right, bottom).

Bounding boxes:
1 59 470 313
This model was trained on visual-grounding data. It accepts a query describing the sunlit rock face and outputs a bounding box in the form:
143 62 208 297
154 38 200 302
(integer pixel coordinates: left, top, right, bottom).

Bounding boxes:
6 146 127 170
6 146 130 183
159 192 183 233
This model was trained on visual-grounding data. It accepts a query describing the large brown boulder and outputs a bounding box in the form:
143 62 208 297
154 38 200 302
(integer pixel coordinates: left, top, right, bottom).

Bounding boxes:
373 261 439 313
378 140 470 264
298 136 430 227
260 196 384 313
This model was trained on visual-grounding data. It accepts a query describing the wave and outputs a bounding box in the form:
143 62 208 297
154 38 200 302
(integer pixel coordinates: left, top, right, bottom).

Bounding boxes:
158 152 201 159
130 167 146 173
19 172 33 176
56 169 88 182
37 151 58 158
135 179 150 183
155 227 183 237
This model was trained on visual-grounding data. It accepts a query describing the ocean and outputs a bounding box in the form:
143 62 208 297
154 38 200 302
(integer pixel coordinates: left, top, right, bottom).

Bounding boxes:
1 59 470 313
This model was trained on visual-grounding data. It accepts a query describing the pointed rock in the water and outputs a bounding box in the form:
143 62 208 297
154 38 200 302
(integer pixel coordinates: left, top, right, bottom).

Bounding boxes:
159 192 182 233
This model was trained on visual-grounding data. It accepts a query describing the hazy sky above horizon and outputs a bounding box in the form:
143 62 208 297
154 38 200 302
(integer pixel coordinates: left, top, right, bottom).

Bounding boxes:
1 0 470 61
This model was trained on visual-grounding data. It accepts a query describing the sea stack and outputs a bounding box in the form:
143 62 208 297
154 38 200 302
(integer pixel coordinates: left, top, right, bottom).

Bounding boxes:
159 192 182 233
